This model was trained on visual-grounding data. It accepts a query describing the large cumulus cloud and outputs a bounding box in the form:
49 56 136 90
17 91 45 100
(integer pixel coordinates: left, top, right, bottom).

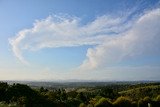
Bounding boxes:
9 8 160 72
79 8 160 71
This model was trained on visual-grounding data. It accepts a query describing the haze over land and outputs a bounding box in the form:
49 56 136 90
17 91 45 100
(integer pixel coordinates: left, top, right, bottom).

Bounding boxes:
0 0 160 81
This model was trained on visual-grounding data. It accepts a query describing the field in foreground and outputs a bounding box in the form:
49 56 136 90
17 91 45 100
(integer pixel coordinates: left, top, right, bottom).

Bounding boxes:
0 81 160 107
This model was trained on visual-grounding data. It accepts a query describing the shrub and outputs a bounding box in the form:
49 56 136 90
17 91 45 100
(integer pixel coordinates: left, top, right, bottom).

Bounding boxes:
66 98 81 107
156 95 160 102
79 103 87 107
87 104 93 107
138 99 147 107
143 96 151 103
131 101 137 107
0 102 17 107
113 96 132 107
94 97 112 107
138 96 153 107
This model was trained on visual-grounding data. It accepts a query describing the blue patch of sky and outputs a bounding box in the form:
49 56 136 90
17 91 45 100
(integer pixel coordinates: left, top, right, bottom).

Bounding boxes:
0 0 159 72
115 56 160 67
24 45 94 70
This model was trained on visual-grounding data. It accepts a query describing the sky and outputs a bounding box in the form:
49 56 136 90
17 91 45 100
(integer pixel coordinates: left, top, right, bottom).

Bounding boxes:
0 0 160 81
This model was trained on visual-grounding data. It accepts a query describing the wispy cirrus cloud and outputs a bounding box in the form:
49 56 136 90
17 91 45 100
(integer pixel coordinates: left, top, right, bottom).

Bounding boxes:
9 8 160 73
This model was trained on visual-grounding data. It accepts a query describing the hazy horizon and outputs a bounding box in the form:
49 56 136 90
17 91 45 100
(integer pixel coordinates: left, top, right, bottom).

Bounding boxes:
0 0 160 81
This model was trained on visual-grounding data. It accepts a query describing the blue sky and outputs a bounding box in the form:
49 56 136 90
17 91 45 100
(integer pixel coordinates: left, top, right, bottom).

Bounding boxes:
0 0 160 81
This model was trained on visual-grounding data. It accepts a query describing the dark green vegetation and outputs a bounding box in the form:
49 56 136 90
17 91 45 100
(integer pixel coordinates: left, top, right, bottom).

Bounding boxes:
0 81 160 107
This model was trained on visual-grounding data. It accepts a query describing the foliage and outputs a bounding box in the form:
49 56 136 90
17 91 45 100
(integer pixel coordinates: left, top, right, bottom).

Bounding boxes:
79 103 87 107
113 96 132 107
94 97 112 107
0 82 160 107
119 85 160 100
156 95 160 101
76 92 87 103
0 102 17 107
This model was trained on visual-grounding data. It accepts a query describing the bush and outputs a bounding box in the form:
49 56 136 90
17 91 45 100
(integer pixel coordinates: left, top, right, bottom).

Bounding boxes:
66 98 81 107
131 101 137 107
113 96 132 107
138 96 153 107
94 97 112 107
138 99 147 107
89 96 102 106
156 95 160 102
79 103 87 107
143 96 151 103
87 104 93 107
0 102 17 107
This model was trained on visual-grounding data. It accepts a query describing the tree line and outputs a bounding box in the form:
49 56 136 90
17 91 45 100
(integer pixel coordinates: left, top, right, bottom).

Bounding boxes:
0 82 160 107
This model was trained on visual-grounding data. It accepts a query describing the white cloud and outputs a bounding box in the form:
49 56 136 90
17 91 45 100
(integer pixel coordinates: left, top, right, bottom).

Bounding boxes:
9 14 130 64
9 8 160 73
79 8 160 71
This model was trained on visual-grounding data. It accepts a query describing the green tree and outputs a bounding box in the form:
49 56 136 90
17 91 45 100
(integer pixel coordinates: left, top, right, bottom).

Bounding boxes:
0 82 9 101
76 92 87 103
94 97 112 107
65 98 81 107
113 96 132 107
79 103 87 107
156 95 160 102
